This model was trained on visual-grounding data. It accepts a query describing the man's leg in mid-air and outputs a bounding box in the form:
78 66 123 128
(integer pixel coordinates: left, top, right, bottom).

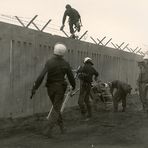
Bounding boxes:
69 21 76 39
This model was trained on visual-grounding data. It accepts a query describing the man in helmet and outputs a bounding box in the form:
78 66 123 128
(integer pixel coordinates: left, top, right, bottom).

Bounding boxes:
31 42 75 137
76 57 99 120
109 80 132 112
60 4 81 38
137 55 148 113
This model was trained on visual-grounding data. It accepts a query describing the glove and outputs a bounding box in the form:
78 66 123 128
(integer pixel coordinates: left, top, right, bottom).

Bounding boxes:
60 25 65 31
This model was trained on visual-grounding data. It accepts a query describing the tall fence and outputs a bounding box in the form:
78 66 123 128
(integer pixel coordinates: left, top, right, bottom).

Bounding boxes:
0 22 141 118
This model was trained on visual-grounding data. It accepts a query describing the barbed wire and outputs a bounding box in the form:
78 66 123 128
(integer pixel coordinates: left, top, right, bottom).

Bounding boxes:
0 13 145 55
0 14 70 34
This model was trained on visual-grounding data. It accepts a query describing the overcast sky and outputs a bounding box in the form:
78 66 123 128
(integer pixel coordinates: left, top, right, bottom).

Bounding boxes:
0 0 148 52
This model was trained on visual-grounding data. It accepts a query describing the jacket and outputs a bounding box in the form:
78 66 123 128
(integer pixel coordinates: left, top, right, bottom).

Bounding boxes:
137 63 148 83
33 55 76 90
77 62 99 83
62 8 80 25
110 80 132 94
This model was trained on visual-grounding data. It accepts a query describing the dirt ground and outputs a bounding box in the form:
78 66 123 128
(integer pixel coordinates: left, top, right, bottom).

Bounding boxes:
1 94 148 148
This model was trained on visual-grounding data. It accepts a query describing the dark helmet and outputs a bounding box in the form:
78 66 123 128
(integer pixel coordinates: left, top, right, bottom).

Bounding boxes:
66 4 71 9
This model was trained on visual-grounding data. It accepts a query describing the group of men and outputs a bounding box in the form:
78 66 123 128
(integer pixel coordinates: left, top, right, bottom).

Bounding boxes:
30 42 135 138
59 4 148 114
29 4 148 139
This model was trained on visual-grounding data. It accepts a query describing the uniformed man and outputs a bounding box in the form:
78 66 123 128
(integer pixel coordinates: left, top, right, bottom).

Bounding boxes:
60 4 81 38
137 55 148 112
90 80 112 111
109 80 132 112
31 42 75 137
77 57 99 119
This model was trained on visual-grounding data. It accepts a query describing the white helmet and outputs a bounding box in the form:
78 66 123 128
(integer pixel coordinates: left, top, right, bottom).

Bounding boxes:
143 54 148 60
54 43 67 56
84 57 92 63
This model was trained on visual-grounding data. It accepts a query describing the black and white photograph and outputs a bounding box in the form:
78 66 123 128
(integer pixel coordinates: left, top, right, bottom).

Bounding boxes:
0 0 148 147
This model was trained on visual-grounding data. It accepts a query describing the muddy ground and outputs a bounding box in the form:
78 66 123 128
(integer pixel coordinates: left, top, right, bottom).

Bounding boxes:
0 94 148 148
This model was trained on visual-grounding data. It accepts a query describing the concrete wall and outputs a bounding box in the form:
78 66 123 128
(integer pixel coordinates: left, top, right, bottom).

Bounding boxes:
0 22 141 118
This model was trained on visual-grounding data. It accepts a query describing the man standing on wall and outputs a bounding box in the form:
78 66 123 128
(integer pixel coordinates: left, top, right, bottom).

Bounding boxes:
77 57 99 120
60 4 82 39
137 55 148 113
30 42 76 138
109 80 132 112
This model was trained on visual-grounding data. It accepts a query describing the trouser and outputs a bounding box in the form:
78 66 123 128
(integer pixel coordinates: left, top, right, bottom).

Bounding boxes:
69 20 80 34
46 82 67 132
113 88 127 112
78 81 92 117
139 83 148 111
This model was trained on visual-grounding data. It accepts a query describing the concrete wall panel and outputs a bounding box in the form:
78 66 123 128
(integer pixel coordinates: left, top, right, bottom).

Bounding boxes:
0 22 142 118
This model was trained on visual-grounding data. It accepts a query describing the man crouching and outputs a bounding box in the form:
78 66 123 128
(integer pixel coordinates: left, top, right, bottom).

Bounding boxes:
109 80 132 112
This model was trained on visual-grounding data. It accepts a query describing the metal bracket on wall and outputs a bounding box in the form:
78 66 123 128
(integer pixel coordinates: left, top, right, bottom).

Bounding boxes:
133 47 139 53
116 42 125 50
104 38 112 46
15 16 25 27
97 36 106 45
136 48 142 54
26 15 38 28
111 42 118 49
32 22 40 31
90 36 98 44
15 15 52 32
61 30 70 38
122 44 129 51
41 19 52 32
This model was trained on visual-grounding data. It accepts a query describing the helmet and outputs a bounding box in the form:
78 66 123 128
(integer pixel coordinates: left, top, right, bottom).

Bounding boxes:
54 43 67 56
84 57 93 63
66 4 71 9
143 54 148 60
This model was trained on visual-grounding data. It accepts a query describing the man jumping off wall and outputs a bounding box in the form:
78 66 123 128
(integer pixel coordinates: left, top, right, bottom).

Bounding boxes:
60 4 82 39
